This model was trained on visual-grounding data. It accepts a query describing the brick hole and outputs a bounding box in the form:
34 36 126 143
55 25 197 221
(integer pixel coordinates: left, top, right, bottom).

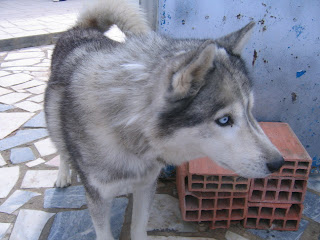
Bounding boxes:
200 210 213 220
248 207 259 217
217 198 230 208
235 184 247 191
274 208 286 217
222 176 234 182
246 218 257 228
185 195 199 209
214 220 228 227
254 179 264 188
185 211 198 220
221 184 233 190
267 179 278 189
272 219 284 228
192 174 204 181
206 176 219 181
216 209 229 219
202 199 214 209
218 192 231 197
286 220 298 229
202 192 216 198
192 183 204 189
206 183 218 189
231 209 244 218
282 169 294 174
278 191 289 201
184 176 188 186
258 219 271 228
291 192 302 202
280 179 292 190
294 180 304 190
234 192 246 197
230 220 240 225
288 204 301 217
265 191 276 200
298 161 309 168
232 198 245 208
236 177 248 182
296 169 307 176
251 190 263 201
284 161 295 167
261 207 273 217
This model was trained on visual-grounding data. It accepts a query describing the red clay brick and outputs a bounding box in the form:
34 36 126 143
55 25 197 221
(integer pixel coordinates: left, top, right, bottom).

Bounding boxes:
243 202 303 231
188 157 250 192
249 176 307 203
260 122 312 178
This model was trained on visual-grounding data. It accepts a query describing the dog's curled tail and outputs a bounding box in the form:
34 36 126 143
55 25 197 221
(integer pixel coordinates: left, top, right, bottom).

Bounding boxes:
76 0 150 35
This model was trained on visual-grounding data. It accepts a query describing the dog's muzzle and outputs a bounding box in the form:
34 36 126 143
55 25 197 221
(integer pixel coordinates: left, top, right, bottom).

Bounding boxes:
266 157 285 173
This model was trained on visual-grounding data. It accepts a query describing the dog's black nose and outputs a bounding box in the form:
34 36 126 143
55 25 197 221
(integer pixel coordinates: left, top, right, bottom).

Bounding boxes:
267 157 285 173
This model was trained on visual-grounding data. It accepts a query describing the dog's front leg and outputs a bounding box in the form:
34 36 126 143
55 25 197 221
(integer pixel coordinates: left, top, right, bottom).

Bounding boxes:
130 167 161 240
87 195 114 240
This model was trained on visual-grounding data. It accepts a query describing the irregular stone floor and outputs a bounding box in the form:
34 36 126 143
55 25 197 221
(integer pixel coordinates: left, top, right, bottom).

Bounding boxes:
0 46 320 240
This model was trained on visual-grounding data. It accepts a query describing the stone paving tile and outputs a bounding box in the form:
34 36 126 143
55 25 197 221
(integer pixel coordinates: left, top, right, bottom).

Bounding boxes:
0 166 19 198
27 94 44 103
303 191 320 223
26 158 45 168
10 147 35 164
0 92 31 104
0 153 6 166
225 231 249 240
0 87 12 95
248 219 309 240
0 112 34 139
0 223 11 239
47 198 128 240
45 155 60 167
9 209 54 240
1 58 41 68
0 128 48 151
26 84 46 94
24 111 46 128
147 194 198 232
5 52 45 60
0 71 10 77
0 190 40 214
149 237 216 240
0 73 32 87
21 170 58 188
11 80 43 91
0 103 13 112
44 185 86 209
15 100 42 112
34 138 57 156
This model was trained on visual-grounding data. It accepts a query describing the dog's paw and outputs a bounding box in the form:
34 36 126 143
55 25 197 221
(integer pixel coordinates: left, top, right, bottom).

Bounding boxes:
55 173 71 188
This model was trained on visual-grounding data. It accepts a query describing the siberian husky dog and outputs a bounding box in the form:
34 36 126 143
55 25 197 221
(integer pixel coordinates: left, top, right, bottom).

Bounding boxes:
44 0 284 239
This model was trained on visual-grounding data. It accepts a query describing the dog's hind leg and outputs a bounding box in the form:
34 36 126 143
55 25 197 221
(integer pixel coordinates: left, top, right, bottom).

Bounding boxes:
55 152 71 188
87 194 114 240
130 166 162 240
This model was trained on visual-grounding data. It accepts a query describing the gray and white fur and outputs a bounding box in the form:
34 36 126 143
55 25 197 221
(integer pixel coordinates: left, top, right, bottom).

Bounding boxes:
44 0 284 239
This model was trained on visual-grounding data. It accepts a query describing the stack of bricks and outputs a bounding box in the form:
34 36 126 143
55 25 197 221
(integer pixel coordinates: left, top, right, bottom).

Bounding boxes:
176 122 312 230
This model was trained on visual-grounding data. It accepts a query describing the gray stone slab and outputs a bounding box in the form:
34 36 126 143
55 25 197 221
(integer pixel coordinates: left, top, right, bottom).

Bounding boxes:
248 219 309 240
308 174 320 193
48 198 128 240
10 147 35 164
147 194 198 232
0 103 13 112
0 128 48 151
24 111 46 128
44 185 86 209
303 191 320 223
0 190 40 214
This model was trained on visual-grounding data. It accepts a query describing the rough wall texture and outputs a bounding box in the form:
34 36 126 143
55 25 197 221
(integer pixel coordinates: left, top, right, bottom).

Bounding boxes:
157 0 320 171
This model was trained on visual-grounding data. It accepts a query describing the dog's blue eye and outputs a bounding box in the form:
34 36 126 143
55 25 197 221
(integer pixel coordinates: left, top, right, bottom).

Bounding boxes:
216 115 233 127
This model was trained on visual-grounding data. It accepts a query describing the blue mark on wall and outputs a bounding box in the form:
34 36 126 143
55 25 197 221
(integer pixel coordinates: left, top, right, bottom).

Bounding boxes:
292 25 304 38
296 70 306 78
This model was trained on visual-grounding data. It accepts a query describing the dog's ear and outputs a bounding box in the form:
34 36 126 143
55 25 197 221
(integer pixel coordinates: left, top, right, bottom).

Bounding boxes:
217 21 255 55
170 40 216 99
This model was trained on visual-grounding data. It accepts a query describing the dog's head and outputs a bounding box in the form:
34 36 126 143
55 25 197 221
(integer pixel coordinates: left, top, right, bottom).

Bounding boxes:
154 22 284 178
